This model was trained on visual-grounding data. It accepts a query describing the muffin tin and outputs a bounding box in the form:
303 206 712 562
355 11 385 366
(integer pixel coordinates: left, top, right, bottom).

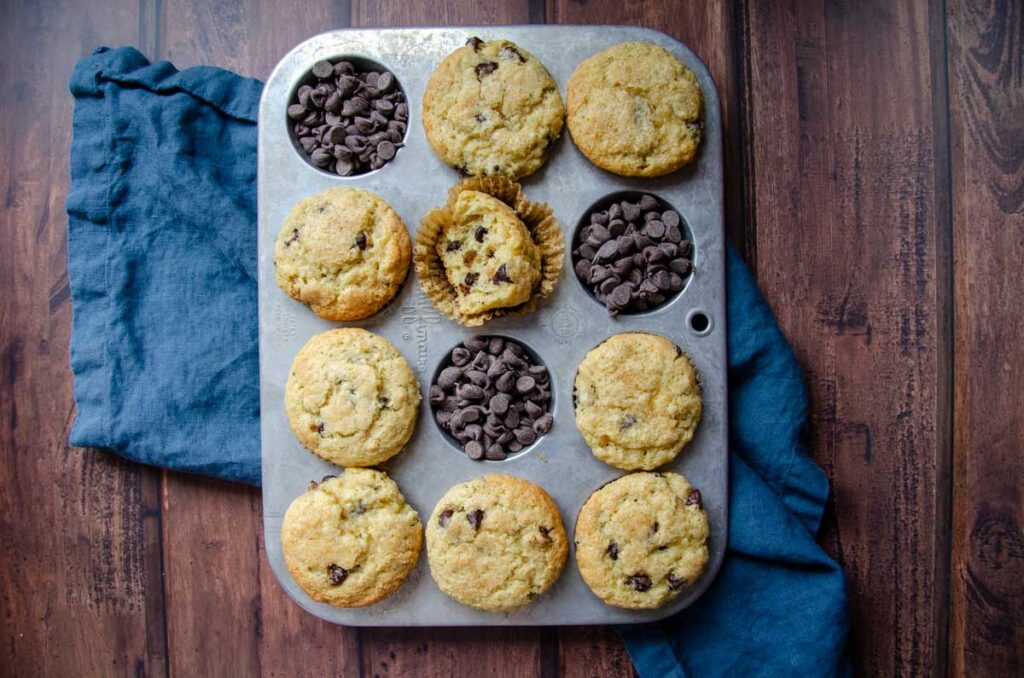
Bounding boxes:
258 26 727 626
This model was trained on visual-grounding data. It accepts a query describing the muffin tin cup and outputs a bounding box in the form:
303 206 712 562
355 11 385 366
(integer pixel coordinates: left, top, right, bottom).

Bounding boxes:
258 26 727 627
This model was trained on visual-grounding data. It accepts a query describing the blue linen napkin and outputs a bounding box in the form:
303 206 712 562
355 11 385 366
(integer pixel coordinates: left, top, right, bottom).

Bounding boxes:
67 46 850 676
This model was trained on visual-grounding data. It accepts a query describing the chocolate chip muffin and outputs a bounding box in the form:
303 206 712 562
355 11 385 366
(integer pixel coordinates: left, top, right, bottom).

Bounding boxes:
425 474 568 611
284 328 420 467
423 37 564 180
274 187 410 321
574 332 702 470
575 472 709 609
436 189 541 317
567 42 703 177
281 469 423 607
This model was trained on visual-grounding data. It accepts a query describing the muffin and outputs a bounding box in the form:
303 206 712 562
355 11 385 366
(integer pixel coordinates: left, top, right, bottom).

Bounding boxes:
575 471 709 609
415 176 563 326
281 469 422 607
425 474 568 611
574 332 702 470
436 190 541 316
566 42 703 176
284 328 420 467
423 36 564 180
274 187 410 320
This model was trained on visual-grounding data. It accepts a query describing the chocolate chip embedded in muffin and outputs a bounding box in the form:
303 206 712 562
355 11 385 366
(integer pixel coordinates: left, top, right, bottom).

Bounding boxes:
431 336 552 461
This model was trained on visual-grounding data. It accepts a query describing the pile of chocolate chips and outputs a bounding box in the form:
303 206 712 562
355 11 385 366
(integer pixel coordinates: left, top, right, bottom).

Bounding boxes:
573 195 694 315
430 336 552 461
287 59 408 176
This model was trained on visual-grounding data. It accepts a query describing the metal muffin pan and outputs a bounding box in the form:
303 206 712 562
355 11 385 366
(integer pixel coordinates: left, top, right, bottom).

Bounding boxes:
258 25 727 626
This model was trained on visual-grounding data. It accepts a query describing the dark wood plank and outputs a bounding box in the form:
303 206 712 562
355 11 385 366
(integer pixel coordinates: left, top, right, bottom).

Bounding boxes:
546 1 739 672
350 2 546 676
155 2 362 676
947 0 1024 674
0 0 168 676
741 0 952 674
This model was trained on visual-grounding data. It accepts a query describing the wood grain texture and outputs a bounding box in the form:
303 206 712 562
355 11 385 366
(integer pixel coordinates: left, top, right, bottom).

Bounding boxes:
0 0 168 676
156 1 362 676
947 0 1024 674
741 0 952 674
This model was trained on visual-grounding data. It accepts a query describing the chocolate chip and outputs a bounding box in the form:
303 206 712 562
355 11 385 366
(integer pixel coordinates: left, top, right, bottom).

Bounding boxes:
620 414 637 430
606 541 619 560
377 140 396 161
626 573 652 592
650 522 659 535
438 508 454 527
327 564 348 585
467 36 484 51
514 427 536 445
465 440 484 459
686 489 702 506
667 573 686 590
475 62 498 78
354 232 367 250
464 272 479 287
502 43 527 63
489 393 511 414
515 375 536 394
524 400 544 419
467 509 484 530
438 366 462 389
639 194 659 211
446 240 461 252
492 263 512 284
533 413 553 434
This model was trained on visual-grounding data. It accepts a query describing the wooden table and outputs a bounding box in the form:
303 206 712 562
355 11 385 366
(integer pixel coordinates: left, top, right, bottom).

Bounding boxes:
1 0 1020 675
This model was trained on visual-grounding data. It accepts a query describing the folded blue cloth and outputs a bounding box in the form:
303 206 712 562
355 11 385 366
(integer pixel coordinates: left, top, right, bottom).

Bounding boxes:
67 46 850 676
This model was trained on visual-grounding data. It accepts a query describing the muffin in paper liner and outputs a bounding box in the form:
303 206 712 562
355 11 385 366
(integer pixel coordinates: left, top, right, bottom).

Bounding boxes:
415 176 563 326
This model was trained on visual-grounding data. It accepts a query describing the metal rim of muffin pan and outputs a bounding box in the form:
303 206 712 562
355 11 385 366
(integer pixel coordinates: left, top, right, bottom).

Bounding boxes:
258 25 728 627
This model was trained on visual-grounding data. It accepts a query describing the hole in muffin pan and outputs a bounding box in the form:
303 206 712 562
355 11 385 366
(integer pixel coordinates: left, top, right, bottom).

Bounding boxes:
688 310 712 335
428 335 554 463
286 55 409 177
571 191 696 316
